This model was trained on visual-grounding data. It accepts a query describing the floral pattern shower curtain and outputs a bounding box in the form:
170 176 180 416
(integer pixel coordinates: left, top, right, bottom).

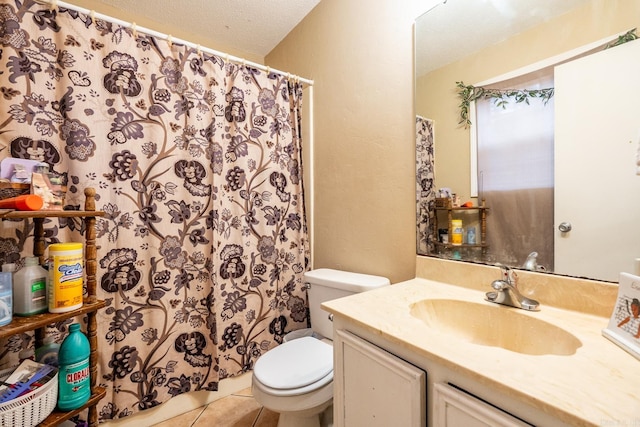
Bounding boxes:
0 0 309 420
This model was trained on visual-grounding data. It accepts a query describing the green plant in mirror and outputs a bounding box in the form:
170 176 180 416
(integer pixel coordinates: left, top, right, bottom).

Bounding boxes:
456 28 638 127
605 28 638 49
456 81 554 128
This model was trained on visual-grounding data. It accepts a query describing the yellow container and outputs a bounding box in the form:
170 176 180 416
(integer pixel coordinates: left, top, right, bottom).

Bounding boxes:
451 219 463 245
48 243 83 313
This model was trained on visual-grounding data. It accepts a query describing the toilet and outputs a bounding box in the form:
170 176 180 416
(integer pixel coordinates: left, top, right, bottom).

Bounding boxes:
251 268 390 427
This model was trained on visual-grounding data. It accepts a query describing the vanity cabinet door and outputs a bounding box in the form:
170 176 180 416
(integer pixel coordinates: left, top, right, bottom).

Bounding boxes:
434 383 533 427
334 329 426 427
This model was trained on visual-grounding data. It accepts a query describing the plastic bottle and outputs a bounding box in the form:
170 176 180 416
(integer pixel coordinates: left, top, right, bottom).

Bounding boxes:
13 257 48 316
36 335 60 367
466 227 476 245
0 264 13 326
57 323 90 410
451 219 463 245
48 242 84 313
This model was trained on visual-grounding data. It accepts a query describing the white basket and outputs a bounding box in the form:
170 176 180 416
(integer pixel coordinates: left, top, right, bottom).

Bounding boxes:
0 367 58 427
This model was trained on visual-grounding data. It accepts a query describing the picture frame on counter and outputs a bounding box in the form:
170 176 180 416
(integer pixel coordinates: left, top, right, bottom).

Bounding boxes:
602 272 640 360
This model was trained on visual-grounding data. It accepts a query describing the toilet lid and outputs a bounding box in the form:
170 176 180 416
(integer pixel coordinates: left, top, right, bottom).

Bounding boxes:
254 336 333 390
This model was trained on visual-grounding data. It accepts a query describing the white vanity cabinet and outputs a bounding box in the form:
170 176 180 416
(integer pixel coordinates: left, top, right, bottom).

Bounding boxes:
332 318 572 427
434 383 532 427
333 329 426 427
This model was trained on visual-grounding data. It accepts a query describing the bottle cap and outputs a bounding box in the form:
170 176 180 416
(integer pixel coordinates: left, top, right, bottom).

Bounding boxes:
1 263 16 273
24 257 40 266
16 195 43 211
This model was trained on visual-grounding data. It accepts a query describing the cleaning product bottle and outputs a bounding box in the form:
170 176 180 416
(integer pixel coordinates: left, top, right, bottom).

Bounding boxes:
36 335 60 367
48 242 84 313
0 264 13 326
451 219 463 245
57 323 90 410
13 257 48 316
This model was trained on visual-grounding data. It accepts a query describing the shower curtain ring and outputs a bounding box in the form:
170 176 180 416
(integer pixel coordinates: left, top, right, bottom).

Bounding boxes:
89 10 95 25
131 22 138 38
196 44 202 56
50 0 58 12
167 35 173 48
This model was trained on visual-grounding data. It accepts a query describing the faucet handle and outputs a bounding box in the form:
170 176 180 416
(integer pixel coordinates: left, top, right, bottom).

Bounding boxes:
497 264 510 279
497 264 518 285
507 269 518 286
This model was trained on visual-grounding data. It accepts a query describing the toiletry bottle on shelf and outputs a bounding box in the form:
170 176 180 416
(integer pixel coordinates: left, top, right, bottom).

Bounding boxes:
467 227 476 245
451 219 463 245
13 257 48 316
57 323 90 410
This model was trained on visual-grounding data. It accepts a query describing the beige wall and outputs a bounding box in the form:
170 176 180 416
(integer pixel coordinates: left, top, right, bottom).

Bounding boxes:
416 0 640 200
266 0 430 283
61 0 262 62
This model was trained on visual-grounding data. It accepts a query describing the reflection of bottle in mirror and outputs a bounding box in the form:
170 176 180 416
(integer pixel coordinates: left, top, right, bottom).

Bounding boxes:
466 227 476 245
451 219 463 245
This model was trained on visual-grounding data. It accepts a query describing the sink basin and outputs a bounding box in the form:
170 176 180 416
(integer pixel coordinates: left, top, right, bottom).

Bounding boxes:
409 299 582 356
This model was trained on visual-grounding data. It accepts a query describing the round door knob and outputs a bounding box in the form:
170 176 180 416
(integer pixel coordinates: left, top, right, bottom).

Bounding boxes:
558 222 572 232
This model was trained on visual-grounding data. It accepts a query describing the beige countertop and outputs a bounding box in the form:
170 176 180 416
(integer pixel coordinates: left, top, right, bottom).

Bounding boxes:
322 276 639 427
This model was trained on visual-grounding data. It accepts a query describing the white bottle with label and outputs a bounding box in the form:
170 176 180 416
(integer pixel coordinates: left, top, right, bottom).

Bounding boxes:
13 257 48 316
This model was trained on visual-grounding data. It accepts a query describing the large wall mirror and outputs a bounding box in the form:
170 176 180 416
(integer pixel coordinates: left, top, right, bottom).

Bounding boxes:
415 0 640 282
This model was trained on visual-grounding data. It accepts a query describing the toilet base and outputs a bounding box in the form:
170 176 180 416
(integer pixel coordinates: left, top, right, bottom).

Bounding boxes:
277 404 333 427
252 376 333 427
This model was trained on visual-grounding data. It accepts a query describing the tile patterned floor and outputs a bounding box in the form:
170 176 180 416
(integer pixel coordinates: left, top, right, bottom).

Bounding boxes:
151 387 279 427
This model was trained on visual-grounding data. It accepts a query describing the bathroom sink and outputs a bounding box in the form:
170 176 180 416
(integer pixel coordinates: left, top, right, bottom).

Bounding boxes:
409 299 582 356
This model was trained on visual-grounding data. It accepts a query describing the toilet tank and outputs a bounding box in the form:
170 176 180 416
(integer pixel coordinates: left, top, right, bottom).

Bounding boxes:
304 268 390 339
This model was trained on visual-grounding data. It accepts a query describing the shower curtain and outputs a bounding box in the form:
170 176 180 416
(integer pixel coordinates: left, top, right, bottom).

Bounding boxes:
0 0 309 420
416 116 435 255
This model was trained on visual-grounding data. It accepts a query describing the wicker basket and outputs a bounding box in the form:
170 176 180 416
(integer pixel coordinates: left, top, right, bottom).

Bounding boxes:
435 197 451 208
0 183 30 201
0 367 58 427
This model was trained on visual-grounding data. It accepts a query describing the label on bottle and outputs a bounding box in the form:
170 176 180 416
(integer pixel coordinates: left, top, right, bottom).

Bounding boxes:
58 357 90 409
64 360 89 385
30 277 47 307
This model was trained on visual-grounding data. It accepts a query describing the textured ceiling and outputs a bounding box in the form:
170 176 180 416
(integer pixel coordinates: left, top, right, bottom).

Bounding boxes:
95 0 321 58
415 0 592 77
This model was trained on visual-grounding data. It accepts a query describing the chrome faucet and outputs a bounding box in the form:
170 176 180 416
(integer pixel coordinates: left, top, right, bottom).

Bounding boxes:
485 265 540 311
522 251 539 271
522 251 546 272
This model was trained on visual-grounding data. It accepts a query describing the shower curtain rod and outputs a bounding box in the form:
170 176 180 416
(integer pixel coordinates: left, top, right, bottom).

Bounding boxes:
36 0 314 87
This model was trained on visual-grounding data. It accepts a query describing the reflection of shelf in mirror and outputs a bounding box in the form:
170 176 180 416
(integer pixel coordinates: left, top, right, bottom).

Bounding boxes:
434 206 489 212
434 243 488 249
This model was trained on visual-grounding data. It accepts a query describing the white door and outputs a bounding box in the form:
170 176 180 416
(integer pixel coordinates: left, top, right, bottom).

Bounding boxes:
554 39 640 281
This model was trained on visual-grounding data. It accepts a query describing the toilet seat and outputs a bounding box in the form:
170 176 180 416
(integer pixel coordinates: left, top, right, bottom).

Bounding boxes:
254 336 333 396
